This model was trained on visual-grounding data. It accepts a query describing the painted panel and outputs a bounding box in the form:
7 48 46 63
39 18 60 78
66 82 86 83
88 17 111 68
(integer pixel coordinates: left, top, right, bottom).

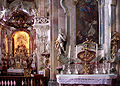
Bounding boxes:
76 0 99 45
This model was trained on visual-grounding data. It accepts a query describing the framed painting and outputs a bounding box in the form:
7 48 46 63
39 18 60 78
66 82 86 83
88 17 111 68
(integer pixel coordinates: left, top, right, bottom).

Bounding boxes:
76 0 99 45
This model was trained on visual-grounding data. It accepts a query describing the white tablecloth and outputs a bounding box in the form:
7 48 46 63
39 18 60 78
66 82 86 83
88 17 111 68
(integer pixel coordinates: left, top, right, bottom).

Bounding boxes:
56 74 117 85
7 69 24 73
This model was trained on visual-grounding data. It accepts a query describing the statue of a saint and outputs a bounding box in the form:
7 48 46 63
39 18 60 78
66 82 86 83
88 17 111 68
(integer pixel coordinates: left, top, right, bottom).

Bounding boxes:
55 31 67 55
55 29 68 64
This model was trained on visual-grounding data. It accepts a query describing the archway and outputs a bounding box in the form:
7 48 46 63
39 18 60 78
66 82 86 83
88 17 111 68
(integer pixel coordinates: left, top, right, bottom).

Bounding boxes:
12 31 30 57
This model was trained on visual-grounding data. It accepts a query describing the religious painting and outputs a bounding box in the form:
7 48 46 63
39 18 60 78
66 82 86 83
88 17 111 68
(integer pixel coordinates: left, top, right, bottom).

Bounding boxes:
13 31 30 55
76 0 99 45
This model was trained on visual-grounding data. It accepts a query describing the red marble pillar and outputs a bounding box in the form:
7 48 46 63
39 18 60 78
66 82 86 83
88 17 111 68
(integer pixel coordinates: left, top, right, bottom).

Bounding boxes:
49 0 58 81
0 27 1 48
0 26 1 58
7 37 11 56
1 29 6 55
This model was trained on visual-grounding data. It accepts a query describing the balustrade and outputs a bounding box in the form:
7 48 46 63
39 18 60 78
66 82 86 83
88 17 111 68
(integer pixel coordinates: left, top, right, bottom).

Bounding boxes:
0 75 48 86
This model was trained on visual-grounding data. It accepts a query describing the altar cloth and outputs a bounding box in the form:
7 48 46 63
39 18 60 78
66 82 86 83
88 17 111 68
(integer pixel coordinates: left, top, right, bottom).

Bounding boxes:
56 74 117 85
7 69 24 73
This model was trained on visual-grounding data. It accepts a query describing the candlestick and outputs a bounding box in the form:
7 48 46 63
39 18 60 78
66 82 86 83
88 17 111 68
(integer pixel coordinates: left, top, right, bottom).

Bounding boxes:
68 45 71 58
76 45 77 58
95 44 99 74
73 45 78 74
66 45 71 74
96 44 98 59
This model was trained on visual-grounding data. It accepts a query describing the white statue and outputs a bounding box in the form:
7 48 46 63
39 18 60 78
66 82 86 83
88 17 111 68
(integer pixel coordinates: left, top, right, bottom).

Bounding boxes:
55 29 67 55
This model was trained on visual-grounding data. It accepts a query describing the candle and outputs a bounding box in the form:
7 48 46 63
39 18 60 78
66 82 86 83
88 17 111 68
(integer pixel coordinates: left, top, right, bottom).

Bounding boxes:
68 45 71 58
96 44 98 60
76 45 77 58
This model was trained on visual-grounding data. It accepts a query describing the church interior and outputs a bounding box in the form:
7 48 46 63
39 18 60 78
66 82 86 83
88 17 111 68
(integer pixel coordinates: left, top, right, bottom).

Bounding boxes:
0 0 120 86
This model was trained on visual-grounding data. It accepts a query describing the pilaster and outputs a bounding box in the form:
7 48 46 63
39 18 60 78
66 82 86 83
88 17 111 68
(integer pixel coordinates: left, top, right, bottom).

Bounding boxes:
49 0 59 85
104 0 112 60
116 0 120 32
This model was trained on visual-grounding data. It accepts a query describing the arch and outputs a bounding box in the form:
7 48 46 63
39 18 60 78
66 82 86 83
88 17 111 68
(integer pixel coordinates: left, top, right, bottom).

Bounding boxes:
12 31 30 56
9 29 34 56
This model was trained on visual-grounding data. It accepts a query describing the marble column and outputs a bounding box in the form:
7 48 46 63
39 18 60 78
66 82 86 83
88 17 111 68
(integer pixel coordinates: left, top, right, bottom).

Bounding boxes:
1 29 6 54
40 0 45 17
58 0 65 33
7 37 11 56
98 0 105 49
48 0 59 86
111 0 117 32
64 0 76 59
104 0 112 60
0 26 1 62
116 0 120 32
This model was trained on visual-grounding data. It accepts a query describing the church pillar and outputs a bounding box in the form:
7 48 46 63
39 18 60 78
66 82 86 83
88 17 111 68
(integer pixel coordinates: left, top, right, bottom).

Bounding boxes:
98 0 105 49
1 29 6 56
111 0 117 32
67 0 76 59
63 0 76 60
7 37 11 56
58 0 65 32
116 0 120 32
32 29 36 52
40 0 45 17
48 0 59 86
104 0 112 61
0 26 2 61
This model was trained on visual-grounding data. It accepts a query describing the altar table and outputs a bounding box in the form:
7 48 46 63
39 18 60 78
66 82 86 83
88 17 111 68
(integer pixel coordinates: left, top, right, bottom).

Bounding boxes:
56 74 117 86
7 69 24 75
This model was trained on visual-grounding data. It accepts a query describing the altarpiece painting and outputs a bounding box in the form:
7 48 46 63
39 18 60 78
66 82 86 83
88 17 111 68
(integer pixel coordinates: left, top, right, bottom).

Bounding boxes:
76 0 99 45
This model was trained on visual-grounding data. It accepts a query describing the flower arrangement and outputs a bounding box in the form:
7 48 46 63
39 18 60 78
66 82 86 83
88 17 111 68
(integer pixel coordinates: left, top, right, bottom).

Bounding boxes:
110 67 116 73
56 66 63 74
40 66 44 70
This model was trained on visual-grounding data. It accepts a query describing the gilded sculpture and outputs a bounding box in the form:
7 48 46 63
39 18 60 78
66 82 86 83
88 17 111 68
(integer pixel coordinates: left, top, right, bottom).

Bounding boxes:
77 39 96 74
111 31 119 62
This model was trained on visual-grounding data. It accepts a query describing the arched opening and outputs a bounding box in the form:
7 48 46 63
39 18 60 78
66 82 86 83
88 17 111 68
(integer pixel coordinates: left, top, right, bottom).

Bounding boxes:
12 31 30 57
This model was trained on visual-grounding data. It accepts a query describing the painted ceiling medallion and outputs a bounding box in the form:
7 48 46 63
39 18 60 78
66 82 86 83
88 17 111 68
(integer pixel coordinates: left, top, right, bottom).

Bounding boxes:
5 10 34 28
